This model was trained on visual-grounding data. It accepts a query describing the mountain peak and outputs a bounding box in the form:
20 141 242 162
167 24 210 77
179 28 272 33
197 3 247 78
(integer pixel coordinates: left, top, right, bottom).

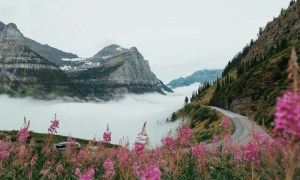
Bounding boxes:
130 46 138 52
0 22 24 44
0 21 5 33
90 44 128 61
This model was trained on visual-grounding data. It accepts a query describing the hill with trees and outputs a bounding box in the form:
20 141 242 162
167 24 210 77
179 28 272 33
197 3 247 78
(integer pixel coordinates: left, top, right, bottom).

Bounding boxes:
193 0 300 129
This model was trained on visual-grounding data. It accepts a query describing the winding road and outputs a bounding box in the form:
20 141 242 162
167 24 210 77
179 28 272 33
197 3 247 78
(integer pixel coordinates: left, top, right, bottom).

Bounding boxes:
210 106 266 145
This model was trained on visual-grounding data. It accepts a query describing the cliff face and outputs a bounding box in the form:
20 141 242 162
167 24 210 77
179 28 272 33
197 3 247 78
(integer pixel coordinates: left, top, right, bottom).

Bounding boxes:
65 44 172 100
24 37 78 66
0 23 83 99
0 21 171 100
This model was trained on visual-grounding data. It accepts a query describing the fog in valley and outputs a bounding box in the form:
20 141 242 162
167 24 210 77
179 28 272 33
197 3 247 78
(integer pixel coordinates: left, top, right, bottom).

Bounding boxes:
0 83 200 147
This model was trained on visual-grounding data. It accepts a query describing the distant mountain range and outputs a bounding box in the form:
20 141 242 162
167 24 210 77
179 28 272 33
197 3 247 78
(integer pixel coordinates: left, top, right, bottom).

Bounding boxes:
0 21 171 100
167 69 223 89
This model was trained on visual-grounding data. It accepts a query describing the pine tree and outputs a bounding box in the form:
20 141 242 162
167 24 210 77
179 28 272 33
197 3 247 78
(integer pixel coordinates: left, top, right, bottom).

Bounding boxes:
184 96 189 104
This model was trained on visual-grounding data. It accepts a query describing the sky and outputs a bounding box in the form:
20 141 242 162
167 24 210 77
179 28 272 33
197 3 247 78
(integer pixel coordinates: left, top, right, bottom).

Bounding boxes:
0 0 291 83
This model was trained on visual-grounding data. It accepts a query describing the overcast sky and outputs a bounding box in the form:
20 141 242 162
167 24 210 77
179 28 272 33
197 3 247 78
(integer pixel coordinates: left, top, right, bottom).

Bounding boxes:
0 0 290 83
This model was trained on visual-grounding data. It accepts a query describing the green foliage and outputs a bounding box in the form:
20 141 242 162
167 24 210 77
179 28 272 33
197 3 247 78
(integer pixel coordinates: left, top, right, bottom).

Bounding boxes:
184 96 189 104
171 112 177 122
208 43 298 128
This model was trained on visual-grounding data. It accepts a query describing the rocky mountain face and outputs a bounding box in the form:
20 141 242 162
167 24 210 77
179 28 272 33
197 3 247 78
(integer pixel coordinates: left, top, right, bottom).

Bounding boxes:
0 21 78 67
167 69 223 89
196 1 300 129
0 21 171 100
0 23 83 99
24 37 78 66
64 44 172 100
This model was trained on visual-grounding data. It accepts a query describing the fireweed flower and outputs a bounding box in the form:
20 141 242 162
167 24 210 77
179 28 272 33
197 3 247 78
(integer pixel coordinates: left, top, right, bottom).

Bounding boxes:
212 134 219 142
48 116 59 134
244 142 259 163
134 141 145 156
0 151 10 159
253 132 269 145
103 131 111 143
224 134 232 143
17 127 30 142
103 125 111 143
177 126 193 139
70 157 77 164
220 117 232 129
29 139 35 147
75 168 95 180
140 164 161 180
56 163 64 175
274 91 300 140
30 154 38 167
103 159 116 179
75 168 81 177
79 168 95 180
0 138 11 150
192 143 207 165
18 144 27 156
161 136 175 149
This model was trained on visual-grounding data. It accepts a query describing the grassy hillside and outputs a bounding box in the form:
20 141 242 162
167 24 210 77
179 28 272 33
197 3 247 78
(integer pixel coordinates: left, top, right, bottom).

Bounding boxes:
195 1 300 130
168 102 227 142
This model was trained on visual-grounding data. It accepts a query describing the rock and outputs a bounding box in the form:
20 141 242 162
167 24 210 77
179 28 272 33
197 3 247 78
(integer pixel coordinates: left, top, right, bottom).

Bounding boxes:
0 23 25 44
0 22 83 99
66 44 172 100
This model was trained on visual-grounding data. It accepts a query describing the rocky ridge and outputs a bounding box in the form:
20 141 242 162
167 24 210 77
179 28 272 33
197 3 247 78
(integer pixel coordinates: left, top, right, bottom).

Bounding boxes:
64 44 172 100
0 22 82 99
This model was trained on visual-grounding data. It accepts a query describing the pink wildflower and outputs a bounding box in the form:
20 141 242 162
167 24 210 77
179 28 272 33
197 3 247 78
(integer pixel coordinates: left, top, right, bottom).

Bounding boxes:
103 159 116 179
30 154 38 167
70 157 77 164
29 139 35 147
18 144 27 156
0 138 11 150
103 131 111 143
244 142 259 163
78 150 85 157
161 136 175 149
177 126 193 139
140 164 161 180
192 143 207 165
134 141 145 156
0 151 10 159
77 168 94 180
56 163 64 175
224 134 232 143
41 169 50 176
75 168 81 177
48 115 59 134
103 124 111 143
17 127 30 142
233 146 244 162
274 91 300 140
116 147 130 167
253 132 269 144
220 117 232 129
212 134 219 142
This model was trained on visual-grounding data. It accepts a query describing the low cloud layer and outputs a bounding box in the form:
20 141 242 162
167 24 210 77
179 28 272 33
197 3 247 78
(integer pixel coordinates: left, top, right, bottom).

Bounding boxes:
0 83 200 147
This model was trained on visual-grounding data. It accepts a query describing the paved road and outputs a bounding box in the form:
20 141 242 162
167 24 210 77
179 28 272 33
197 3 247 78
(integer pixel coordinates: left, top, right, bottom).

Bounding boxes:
210 106 266 145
